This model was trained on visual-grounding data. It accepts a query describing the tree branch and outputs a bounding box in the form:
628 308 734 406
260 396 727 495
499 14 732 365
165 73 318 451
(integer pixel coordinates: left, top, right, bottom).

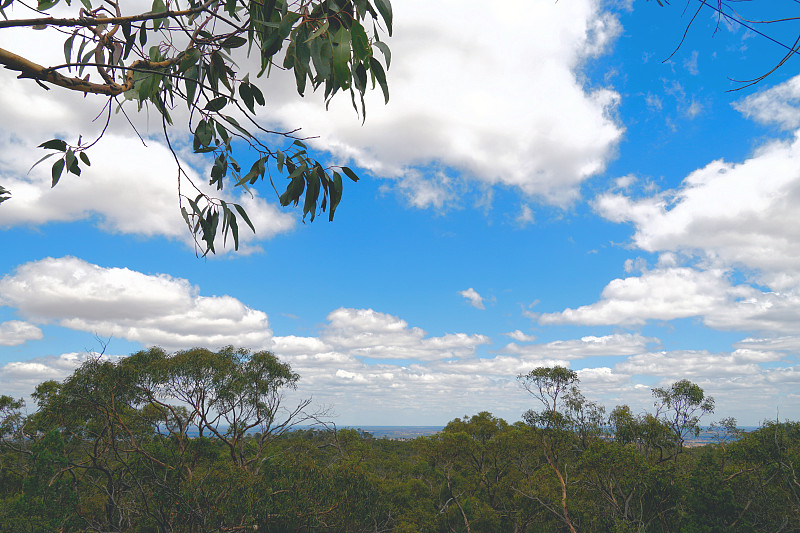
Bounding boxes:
0 0 216 29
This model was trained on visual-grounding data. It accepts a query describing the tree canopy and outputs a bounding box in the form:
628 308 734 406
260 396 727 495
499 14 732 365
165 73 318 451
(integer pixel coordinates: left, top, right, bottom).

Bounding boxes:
2 357 799 531
0 0 392 254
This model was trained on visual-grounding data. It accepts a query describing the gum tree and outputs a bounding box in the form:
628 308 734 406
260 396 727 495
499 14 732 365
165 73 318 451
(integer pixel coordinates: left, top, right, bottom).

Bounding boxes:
517 366 583 533
652 378 715 451
0 0 392 254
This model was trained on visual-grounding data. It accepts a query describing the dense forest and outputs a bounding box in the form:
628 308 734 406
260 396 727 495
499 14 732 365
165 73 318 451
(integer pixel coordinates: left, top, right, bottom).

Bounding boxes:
1 347 798 532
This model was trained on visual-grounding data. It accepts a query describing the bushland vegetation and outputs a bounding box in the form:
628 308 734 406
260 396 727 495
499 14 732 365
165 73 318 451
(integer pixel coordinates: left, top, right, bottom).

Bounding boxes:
1 347 798 532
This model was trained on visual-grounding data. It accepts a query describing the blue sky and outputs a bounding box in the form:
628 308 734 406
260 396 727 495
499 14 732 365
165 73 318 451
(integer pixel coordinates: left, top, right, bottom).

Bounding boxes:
2 0 800 425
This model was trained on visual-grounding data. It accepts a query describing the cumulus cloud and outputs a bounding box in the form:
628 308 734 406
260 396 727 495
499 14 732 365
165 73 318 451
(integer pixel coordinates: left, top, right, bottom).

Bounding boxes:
579 80 800 334
538 263 800 333
319 307 489 361
0 351 117 398
0 17 295 252
262 0 623 207
1 0 623 236
734 74 800 131
500 333 657 358
595 125 800 284
616 349 783 379
267 320 666 423
0 257 273 350
459 288 486 310
0 320 43 346
539 267 734 326
0 133 295 252
504 330 537 342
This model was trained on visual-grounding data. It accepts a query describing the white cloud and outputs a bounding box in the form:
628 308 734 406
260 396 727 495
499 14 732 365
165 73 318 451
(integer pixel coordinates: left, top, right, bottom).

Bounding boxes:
1 0 624 232
459 288 485 310
0 19 297 252
582 82 800 334
538 262 800 333
685 99 703 119
504 330 537 342
645 92 663 111
539 267 733 326
516 205 535 227
0 320 43 346
319 307 489 361
734 74 800 130
0 257 273 350
0 133 295 252
683 50 699 76
735 336 800 352
263 0 624 207
501 333 657 358
616 349 782 379
595 125 800 284
0 351 118 399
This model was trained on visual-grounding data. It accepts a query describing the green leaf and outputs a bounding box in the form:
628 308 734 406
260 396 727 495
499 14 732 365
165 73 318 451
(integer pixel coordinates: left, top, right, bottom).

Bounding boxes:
278 11 301 39
195 119 213 147
354 0 367 18
350 20 370 61
205 96 227 112
39 139 67 151
76 37 89 70
306 20 329 42
37 0 58 10
353 61 367 94
373 40 391 68
139 24 147 48
303 170 320 221
239 83 255 113
374 0 392 36
220 114 250 137
180 206 192 228
369 56 389 103
329 171 343 221
179 48 201 72
342 166 359 182
215 121 230 143
310 37 332 81
65 149 80 176
51 159 65 187
149 45 162 62
185 80 197 107
79 151 91 166
279 166 306 206
233 203 256 233
332 26 351 88
29 152 58 174
250 83 265 106
151 0 166 30
228 207 239 249
210 50 229 90
222 35 248 49
276 150 285 172
64 35 74 70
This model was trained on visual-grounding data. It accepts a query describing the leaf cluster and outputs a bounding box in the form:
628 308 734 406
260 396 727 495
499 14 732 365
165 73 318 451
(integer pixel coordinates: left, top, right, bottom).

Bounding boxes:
1 0 393 254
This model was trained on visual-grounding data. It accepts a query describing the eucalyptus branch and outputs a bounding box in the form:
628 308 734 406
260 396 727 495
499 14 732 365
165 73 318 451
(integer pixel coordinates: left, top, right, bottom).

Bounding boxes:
0 0 216 29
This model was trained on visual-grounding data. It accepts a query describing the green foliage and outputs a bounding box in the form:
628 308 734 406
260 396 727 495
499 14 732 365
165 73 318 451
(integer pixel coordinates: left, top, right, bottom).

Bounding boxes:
653 378 715 449
518 365 579 429
1 0 393 255
1 362 798 532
